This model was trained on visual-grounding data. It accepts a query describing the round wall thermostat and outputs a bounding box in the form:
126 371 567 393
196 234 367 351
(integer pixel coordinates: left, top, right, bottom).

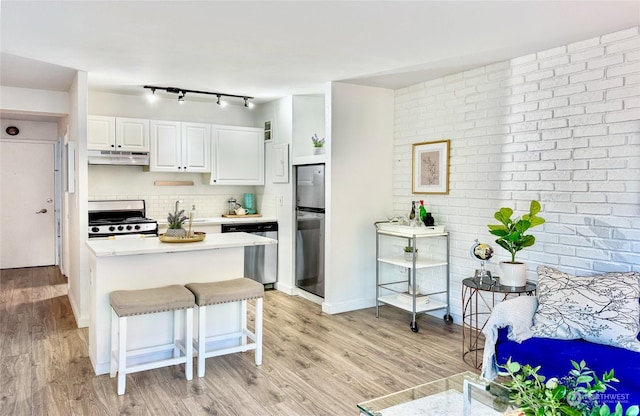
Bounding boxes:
6 126 20 136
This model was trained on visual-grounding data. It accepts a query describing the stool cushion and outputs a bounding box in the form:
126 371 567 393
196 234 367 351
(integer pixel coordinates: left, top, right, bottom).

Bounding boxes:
110 285 195 317
186 278 264 306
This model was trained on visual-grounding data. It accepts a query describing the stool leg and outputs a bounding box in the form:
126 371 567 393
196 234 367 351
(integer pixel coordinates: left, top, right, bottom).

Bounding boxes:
241 300 248 347
110 309 118 378
197 305 206 378
173 309 180 358
185 307 193 380
255 298 263 366
117 316 127 395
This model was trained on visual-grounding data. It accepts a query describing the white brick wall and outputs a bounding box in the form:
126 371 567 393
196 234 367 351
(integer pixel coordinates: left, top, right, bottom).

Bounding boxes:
393 26 640 324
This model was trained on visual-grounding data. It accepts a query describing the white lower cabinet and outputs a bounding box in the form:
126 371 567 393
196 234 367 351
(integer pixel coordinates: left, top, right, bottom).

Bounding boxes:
149 120 210 172
208 125 264 185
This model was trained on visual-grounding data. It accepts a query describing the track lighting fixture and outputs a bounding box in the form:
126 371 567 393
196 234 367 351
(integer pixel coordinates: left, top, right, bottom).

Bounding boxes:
143 85 253 108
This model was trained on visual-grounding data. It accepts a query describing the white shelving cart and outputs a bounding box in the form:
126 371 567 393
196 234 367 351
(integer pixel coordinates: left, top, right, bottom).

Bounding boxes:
375 221 453 332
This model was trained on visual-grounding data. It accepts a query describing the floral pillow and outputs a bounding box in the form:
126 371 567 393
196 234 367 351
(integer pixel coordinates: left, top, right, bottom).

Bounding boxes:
531 265 640 352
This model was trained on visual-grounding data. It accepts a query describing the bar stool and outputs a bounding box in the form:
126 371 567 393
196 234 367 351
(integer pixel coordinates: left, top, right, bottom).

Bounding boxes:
185 278 264 377
109 285 195 395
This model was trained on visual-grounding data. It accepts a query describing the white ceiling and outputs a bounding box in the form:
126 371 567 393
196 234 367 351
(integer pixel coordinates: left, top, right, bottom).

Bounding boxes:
1 1 639 105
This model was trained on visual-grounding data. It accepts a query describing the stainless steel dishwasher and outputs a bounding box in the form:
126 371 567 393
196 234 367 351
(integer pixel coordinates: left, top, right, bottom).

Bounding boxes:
221 222 278 287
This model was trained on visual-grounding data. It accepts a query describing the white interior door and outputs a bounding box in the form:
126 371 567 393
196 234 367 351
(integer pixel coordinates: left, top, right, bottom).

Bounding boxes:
1 141 56 269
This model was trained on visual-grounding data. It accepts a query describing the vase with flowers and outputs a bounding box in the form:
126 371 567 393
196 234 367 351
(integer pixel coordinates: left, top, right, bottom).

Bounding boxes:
311 133 325 155
166 209 188 238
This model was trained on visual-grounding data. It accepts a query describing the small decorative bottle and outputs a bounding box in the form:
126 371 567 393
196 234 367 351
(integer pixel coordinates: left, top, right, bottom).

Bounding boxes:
419 200 427 226
409 201 416 221
425 212 435 226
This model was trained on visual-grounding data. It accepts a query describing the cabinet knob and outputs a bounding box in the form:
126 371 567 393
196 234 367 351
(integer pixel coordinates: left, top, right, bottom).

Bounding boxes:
111 144 115 148
117 144 122 148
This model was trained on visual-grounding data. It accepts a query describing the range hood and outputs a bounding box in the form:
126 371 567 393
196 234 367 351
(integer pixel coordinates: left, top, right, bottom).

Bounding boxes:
88 150 150 166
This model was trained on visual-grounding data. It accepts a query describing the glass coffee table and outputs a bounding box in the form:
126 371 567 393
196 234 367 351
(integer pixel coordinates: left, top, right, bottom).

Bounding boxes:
357 371 513 416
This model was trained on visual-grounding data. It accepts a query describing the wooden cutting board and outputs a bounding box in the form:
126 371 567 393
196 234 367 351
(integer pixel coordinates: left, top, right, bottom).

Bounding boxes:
221 214 262 218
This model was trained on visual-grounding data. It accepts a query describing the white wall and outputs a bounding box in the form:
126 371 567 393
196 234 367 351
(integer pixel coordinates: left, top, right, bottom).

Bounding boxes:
0 119 59 141
325 82 394 314
0 86 68 116
67 71 90 327
393 26 640 323
292 95 325 159
254 96 296 293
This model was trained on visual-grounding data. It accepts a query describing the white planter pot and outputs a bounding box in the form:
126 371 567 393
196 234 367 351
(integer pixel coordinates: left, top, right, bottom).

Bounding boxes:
165 228 186 238
499 262 527 287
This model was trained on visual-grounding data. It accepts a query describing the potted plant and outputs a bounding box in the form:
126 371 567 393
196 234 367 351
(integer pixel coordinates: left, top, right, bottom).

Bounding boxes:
311 133 325 155
403 245 418 262
487 200 545 286
166 209 188 237
500 359 639 416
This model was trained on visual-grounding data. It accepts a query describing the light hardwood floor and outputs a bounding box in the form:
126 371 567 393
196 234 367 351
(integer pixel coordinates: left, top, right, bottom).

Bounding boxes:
0 266 474 416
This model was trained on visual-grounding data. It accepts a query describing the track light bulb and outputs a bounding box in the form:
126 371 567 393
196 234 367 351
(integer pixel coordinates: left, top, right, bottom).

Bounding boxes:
147 87 158 103
178 92 185 103
244 97 249 107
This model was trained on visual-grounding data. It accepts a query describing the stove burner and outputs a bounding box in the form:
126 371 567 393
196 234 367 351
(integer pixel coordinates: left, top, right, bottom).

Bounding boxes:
88 200 158 238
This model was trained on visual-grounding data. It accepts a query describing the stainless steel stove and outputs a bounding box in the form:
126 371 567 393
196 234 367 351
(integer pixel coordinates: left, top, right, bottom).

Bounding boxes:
88 200 158 238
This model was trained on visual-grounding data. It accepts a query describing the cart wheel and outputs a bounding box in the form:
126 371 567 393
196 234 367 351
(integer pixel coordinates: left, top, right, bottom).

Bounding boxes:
410 321 419 332
443 314 453 324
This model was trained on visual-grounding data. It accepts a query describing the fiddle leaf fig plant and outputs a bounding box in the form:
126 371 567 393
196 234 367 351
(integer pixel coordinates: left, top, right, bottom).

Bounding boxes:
488 200 545 263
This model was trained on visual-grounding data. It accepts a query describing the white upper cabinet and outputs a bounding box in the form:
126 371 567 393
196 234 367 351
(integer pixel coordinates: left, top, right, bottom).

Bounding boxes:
182 123 211 172
149 121 210 172
88 116 149 152
209 125 264 185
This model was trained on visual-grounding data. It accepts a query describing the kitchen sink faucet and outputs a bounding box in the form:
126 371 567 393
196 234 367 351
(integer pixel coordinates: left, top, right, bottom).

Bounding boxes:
175 200 182 213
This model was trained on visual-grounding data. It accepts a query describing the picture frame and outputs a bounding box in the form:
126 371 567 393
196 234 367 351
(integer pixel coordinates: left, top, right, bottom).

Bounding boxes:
412 139 450 194
264 121 272 142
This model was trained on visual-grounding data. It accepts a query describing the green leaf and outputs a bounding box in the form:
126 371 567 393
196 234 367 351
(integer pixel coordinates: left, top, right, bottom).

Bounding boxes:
577 375 594 384
600 404 611 416
507 361 521 373
494 208 512 226
529 200 541 216
626 405 639 416
529 216 545 227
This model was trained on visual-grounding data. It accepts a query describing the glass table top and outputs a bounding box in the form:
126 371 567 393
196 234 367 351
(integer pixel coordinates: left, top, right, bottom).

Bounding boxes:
357 371 513 416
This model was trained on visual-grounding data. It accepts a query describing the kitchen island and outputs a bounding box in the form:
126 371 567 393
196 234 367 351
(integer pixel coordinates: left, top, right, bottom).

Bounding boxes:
86 232 277 375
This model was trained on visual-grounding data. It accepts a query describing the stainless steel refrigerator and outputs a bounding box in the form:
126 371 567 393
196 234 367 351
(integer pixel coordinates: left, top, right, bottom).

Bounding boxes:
295 164 325 297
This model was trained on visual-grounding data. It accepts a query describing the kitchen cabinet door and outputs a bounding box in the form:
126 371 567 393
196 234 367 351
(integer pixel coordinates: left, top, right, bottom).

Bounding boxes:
116 118 149 152
149 120 182 171
88 116 115 151
89 116 149 152
210 125 264 185
181 122 211 172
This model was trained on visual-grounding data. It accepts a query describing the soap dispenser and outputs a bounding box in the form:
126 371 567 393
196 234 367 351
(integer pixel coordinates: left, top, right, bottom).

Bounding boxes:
190 204 197 220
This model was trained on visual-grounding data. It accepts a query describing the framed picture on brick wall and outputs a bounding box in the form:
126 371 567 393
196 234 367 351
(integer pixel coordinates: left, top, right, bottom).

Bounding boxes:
412 139 450 194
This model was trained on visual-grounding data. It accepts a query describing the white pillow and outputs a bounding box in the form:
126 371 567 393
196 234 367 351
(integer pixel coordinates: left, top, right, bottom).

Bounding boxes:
531 265 640 352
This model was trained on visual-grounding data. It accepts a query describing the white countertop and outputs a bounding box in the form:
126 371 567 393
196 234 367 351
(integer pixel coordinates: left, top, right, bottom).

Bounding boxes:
157 216 277 226
86 232 276 257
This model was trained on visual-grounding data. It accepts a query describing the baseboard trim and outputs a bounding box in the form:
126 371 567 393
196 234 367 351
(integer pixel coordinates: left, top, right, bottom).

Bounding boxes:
68 293 89 328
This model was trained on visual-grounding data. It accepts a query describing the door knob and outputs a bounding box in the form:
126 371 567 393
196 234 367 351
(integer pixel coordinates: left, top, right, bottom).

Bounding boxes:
36 209 48 214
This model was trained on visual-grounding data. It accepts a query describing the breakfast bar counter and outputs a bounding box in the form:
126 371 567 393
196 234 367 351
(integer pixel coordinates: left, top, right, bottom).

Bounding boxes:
86 233 277 375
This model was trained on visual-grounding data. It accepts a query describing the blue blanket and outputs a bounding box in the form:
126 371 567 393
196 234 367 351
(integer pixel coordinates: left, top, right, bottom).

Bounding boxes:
496 327 640 409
